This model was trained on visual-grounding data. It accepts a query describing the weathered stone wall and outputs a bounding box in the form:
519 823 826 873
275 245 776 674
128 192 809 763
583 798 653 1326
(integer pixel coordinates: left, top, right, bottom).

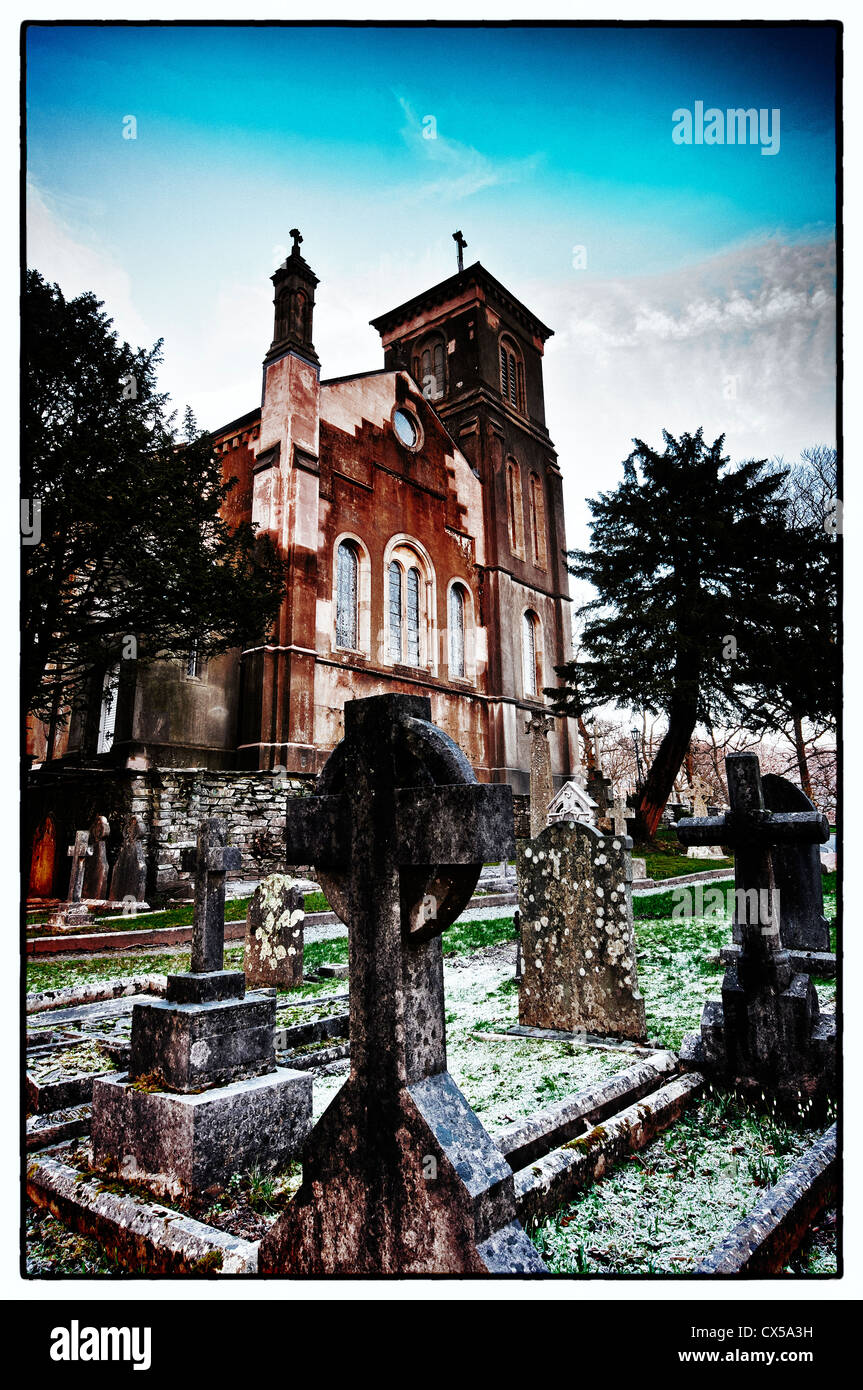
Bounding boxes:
27 766 307 901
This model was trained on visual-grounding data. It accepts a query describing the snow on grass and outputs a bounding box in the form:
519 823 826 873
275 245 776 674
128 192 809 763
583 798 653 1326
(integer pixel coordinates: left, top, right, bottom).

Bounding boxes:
531 1091 837 1275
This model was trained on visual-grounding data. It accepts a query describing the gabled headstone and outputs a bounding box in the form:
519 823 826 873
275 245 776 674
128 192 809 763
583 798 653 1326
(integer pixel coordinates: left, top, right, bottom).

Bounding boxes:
546 777 597 826
677 753 835 1113
92 818 311 1197
761 774 831 953
245 874 304 989
259 694 546 1274
517 819 646 1042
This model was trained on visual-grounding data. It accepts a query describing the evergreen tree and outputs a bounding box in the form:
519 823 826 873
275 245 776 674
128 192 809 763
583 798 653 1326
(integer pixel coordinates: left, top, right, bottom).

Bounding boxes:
548 428 813 839
22 271 285 737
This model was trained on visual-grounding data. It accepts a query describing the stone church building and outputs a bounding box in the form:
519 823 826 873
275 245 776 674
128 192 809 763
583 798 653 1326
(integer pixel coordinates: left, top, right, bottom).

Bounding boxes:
27 235 577 898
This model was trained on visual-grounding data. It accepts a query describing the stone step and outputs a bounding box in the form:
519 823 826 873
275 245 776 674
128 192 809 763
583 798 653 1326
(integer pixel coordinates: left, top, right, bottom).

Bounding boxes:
513 1071 704 1226
495 1052 679 1170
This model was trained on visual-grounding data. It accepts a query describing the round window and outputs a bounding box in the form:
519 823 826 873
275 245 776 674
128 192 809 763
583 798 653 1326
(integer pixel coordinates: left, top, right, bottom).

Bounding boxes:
393 408 420 449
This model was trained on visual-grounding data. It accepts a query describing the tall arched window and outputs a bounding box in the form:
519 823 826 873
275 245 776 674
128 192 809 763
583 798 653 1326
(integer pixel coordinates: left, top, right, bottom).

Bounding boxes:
388 561 403 661
384 538 436 669
449 584 466 678
415 336 446 401
499 336 525 412
522 610 541 698
406 567 421 665
529 472 547 569
507 459 525 557
336 540 359 649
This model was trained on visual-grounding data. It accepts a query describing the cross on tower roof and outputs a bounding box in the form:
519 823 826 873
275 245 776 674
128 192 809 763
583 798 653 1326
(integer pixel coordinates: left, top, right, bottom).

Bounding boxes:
290 228 303 254
452 229 467 272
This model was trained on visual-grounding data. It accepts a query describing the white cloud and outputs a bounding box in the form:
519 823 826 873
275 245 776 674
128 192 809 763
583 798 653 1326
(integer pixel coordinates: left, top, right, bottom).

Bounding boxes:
540 237 836 551
26 180 153 352
394 95 539 202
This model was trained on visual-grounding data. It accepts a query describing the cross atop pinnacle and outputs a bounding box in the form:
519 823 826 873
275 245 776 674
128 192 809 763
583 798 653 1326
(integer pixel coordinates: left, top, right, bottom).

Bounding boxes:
453 229 467 272
290 228 303 255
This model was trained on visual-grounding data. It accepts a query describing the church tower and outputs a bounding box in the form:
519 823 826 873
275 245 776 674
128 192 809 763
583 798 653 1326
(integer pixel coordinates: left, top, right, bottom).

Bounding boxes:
266 229 319 367
239 231 322 771
371 243 575 791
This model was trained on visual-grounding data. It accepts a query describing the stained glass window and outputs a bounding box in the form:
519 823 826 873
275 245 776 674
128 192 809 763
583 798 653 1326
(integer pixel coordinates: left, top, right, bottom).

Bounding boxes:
407 567 421 665
523 611 538 697
336 541 358 648
389 561 402 661
449 586 465 678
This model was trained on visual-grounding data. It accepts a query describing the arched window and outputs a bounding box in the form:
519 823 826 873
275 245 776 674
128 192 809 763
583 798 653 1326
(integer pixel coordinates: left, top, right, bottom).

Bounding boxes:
388 561 403 661
406 566 421 665
507 459 525 557
522 610 542 698
336 540 359 649
499 336 525 412
529 472 547 569
449 584 466 678
384 538 436 669
415 335 446 400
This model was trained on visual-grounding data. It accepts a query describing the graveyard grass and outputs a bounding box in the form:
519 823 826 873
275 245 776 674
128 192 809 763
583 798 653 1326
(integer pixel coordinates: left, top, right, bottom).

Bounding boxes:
26 875 837 1275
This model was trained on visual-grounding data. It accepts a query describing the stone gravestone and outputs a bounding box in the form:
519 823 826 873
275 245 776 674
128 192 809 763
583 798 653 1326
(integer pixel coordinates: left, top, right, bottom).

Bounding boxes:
525 710 555 838
677 753 835 1113
29 816 56 897
82 815 110 901
108 814 148 906
48 830 92 927
586 766 612 825
517 819 647 1042
761 774 831 953
259 693 546 1274
93 818 312 1196
684 777 724 860
546 777 597 827
244 874 304 989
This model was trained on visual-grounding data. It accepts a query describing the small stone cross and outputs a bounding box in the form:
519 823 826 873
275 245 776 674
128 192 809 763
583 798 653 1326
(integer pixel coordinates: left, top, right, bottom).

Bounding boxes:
611 796 630 839
184 819 243 974
66 830 91 904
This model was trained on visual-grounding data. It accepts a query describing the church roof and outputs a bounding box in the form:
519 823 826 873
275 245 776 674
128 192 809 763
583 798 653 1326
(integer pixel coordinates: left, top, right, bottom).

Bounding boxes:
370 261 553 344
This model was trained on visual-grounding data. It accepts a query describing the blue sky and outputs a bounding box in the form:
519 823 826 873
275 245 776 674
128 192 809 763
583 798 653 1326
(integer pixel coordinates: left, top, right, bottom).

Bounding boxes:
26 22 838 554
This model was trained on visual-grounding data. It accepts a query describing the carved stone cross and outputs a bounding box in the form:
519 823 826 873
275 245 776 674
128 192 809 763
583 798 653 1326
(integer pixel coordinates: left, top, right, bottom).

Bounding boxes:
66 830 91 904
259 693 546 1274
677 752 834 1109
525 710 555 839
453 228 468 272
290 227 303 254
170 818 243 1004
611 795 630 839
678 754 827 957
